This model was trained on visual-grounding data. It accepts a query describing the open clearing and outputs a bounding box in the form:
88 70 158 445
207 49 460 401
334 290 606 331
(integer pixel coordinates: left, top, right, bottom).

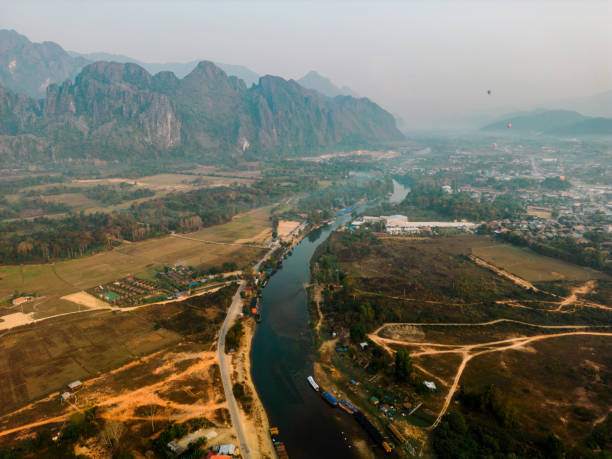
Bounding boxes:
277 220 301 240
75 172 253 193
61 291 110 309
470 241 605 282
0 346 236 453
0 206 271 302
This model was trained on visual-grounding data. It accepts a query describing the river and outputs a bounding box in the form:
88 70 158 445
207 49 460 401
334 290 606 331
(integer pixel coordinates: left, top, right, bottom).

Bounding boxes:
250 179 408 458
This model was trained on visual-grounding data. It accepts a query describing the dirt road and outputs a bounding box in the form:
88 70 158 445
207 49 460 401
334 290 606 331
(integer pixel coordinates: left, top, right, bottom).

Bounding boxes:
369 323 612 430
469 255 540 292
429 331 612 429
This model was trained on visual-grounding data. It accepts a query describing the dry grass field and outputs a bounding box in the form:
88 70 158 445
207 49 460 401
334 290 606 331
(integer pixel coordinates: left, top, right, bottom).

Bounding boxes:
277 220 301 240
39 192 100 211
470 240 605 282
0 286 236 456
0 206 271 302
460 334 612 446
0 307 182 415
315 231 612 455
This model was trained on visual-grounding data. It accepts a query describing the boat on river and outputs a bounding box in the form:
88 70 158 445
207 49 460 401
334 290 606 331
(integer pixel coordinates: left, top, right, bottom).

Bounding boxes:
321 391 338 406
307 375 319 391
269 427 289 458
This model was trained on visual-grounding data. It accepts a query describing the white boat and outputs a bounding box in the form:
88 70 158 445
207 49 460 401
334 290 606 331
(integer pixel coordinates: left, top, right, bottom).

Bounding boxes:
307 375 319 391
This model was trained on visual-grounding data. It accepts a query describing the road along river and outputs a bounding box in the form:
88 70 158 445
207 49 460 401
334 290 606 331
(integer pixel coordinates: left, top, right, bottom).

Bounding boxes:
250 180 408 458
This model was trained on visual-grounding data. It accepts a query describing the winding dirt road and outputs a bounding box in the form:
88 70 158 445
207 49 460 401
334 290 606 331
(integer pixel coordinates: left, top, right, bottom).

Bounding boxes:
369 321 612 430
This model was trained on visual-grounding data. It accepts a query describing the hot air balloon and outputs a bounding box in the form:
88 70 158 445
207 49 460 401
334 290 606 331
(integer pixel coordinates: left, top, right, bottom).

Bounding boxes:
493 142 498 148
507 123 512 128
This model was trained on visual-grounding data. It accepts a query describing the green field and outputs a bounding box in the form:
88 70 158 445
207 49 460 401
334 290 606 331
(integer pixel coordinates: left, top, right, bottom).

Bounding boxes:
0 206 271 301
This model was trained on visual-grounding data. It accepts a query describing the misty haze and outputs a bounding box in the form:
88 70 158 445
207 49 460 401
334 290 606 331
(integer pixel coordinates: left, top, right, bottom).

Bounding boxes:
0 1 610 458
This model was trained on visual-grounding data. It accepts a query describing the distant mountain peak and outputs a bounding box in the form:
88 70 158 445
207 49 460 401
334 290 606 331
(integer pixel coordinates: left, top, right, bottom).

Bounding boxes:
481 108 612 136
297 70 358 98
78 60 151 84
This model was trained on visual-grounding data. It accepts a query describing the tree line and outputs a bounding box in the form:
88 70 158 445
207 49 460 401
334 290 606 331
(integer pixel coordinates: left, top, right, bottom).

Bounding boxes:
0 177 315 264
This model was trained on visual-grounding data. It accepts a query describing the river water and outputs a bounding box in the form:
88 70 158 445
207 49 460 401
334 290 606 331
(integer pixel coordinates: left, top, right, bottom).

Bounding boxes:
250 180 408 458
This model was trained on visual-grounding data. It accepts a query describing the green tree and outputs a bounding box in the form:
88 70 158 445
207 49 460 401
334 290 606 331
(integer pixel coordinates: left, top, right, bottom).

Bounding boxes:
394 349 412 382
359 303 375 324
349 322 367 343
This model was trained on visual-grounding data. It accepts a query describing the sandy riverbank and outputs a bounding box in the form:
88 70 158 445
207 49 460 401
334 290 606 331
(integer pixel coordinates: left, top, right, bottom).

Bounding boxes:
229 318 276 458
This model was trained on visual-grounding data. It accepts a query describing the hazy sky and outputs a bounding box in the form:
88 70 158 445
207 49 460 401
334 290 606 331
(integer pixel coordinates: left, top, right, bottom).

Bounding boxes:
2 0 610 128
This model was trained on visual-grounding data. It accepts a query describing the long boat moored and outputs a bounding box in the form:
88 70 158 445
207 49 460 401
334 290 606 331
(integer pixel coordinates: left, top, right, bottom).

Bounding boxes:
321 391 338 406
307 375 320 391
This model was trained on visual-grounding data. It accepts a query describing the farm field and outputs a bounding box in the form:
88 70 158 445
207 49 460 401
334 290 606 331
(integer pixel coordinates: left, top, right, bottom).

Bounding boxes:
5 171 258 218
0 287 237 455
74 172 254 192
0 307 181 414
0 206 271 302
470 240 605 282
0 347 235 449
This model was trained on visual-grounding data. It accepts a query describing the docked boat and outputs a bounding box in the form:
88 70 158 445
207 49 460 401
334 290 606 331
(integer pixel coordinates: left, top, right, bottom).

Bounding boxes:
339 399 358 414
307 375 319 391
269 427 289 459
321 391 338 406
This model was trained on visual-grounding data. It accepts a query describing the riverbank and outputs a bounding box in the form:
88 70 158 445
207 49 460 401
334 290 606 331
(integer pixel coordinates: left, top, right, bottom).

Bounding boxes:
228 222 315 457
220 223 313 458
229 318 276 458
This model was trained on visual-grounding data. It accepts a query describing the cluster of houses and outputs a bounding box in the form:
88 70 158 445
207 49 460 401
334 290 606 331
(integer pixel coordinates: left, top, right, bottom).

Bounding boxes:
59 380 82 402
351 215 476 234
487 216 612 244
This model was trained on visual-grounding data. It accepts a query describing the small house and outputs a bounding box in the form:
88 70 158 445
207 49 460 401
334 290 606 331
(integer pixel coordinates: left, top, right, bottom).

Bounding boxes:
218 444 236 455
12 296 31 306
67 380 82 391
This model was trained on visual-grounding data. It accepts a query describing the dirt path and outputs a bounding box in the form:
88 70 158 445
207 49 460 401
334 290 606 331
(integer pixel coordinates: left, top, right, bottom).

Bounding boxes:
0 282 232 333
312 283 324 334
469 255 541 292
0 350 227 439
0 414 72 438
369 324 612 430
372 319 607 336
170 232 268 249
429 331 612 429
555 280 599 311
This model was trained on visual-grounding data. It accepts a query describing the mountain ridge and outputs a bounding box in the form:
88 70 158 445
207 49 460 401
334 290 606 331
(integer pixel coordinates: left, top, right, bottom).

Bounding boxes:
297 70 358 98
0 60 403 165
481 109 612 136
